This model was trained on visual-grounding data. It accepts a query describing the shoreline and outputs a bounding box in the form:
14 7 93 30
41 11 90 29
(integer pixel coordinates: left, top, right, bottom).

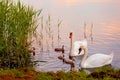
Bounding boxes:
0 67 120 80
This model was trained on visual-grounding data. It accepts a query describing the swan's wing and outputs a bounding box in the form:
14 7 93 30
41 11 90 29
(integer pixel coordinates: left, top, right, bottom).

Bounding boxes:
73 40 87 56
75 39 87 47
84 54 113 68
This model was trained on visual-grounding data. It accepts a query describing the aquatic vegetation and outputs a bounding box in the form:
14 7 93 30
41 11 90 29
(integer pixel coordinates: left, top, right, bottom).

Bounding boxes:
45 15 52 51
35 15 62 52
35 16 44 51
90 23 93 41
83 22 94 41
40 16 44 51
0 0 41 68
57 19 62 47
84 22 87 39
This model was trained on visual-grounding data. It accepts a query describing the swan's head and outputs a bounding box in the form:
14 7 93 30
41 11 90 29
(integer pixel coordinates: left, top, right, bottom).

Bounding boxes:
78 47 82 54
78 45 87 54
69 32 73 39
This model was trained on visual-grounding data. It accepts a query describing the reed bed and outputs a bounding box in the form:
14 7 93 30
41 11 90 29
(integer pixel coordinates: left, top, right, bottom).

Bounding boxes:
36 15 63 52
0 0 41 69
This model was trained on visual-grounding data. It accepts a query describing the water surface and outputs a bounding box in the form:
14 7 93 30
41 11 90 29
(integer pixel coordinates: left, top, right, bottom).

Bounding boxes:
15 0 120 72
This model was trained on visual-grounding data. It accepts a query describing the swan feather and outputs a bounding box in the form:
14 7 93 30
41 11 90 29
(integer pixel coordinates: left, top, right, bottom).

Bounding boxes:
82 53 114 68
72 39 87 56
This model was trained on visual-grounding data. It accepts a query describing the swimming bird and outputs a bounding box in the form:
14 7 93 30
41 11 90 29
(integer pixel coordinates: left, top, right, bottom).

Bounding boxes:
55 45 64 53
79 46 114 68
69 32 87 57
28 47 35 56
57 54 74 64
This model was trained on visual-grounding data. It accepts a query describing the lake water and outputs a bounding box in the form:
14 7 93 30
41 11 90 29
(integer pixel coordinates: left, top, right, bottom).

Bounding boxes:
15 0 120 72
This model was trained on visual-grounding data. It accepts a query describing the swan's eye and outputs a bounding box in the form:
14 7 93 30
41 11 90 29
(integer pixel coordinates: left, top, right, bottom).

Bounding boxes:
78 48 82 54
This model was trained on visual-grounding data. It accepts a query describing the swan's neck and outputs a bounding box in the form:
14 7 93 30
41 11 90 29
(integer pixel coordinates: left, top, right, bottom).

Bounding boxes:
81 46 88 66
70 37 74 56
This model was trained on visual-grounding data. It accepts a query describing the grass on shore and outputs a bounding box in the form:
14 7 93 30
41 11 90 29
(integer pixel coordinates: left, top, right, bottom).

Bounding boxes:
0 67 120 80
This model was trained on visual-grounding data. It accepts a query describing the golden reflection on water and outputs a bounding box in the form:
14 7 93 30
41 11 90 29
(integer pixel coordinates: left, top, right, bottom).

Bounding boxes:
104 25 120 35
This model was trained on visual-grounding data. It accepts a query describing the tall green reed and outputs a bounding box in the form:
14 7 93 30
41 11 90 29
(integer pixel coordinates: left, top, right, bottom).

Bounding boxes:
84 22 87 39
45 15 50 51
90 23 93 41
45 15 54 51
36 15 64 52
40 16 44 51
0 0 41 69
57 19 62 47
35 16 44 51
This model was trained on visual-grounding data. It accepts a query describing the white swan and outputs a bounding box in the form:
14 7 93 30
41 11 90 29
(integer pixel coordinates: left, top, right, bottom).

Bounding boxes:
79 46 114 68
69 32 87 57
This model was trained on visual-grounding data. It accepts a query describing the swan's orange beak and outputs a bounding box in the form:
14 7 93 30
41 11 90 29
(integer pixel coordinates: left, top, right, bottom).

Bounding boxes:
69 32 72 38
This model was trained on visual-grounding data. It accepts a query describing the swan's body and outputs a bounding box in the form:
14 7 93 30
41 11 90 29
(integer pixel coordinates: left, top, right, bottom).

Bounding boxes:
69 32 87 57
80 46 114 68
